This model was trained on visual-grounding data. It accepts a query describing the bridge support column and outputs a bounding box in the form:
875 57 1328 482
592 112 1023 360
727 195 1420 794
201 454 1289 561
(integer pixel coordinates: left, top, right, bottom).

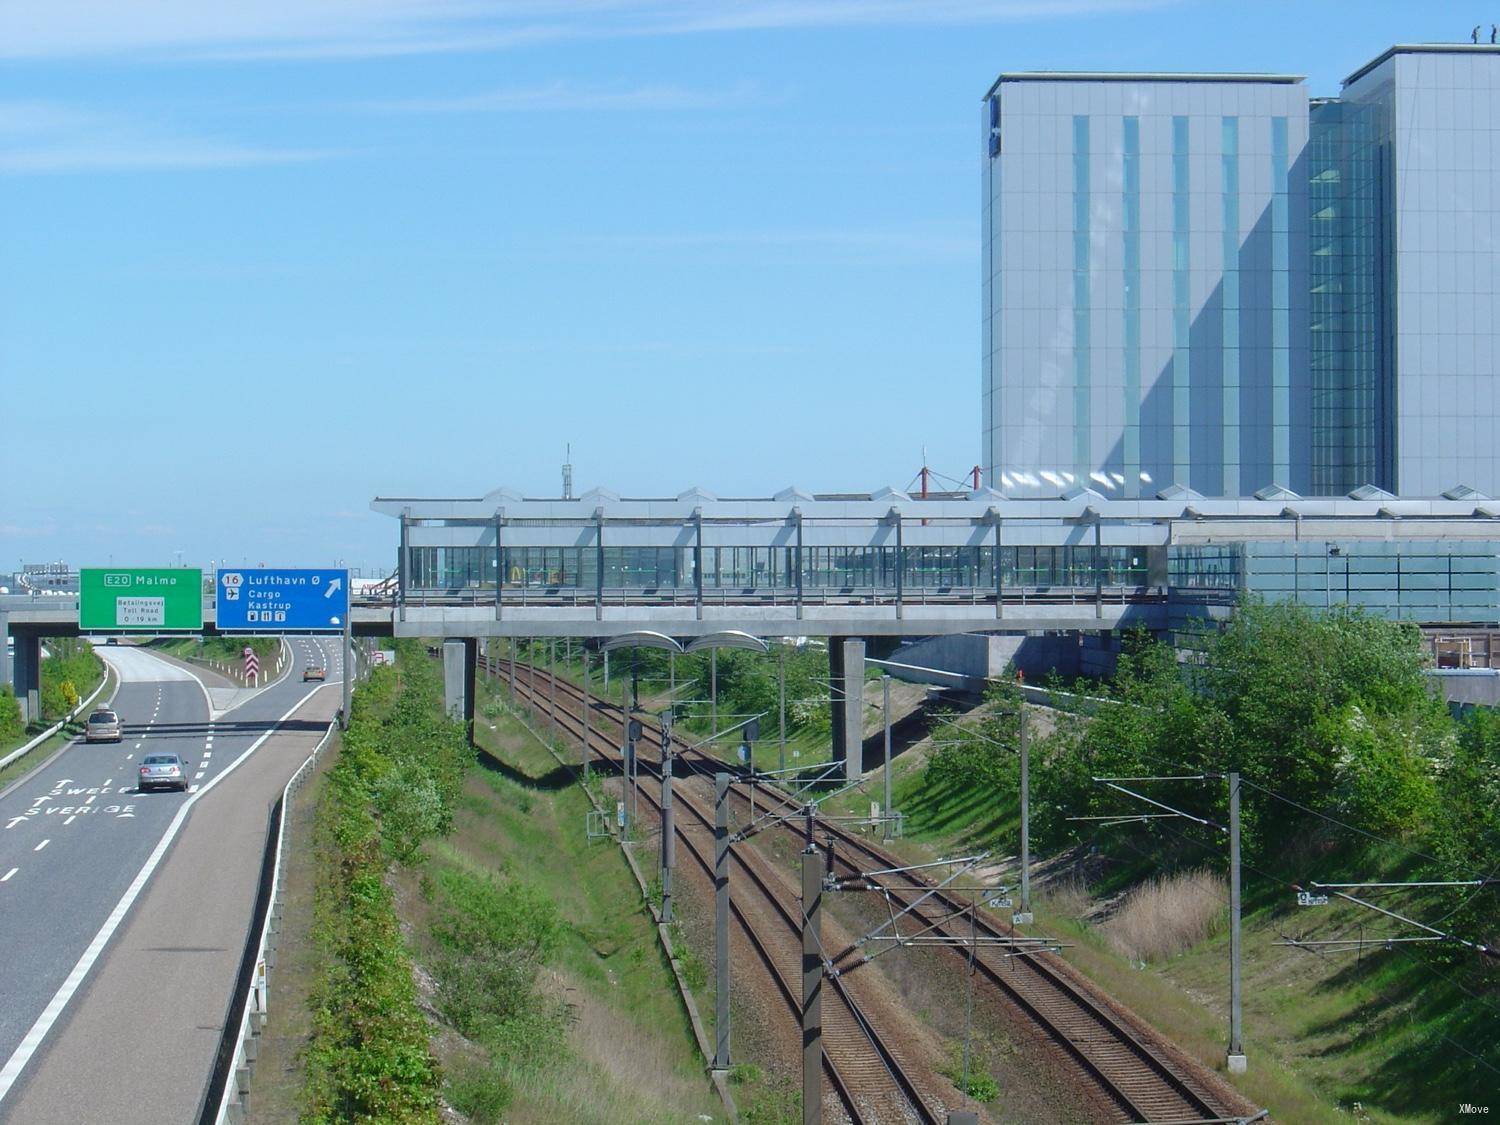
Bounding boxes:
0 611 10 708
10 630 41 726
829 637 865 780
442 638 477 731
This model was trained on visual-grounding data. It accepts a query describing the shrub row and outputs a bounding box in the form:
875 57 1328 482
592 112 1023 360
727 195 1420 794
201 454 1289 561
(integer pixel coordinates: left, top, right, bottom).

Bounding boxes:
301 643 470 1124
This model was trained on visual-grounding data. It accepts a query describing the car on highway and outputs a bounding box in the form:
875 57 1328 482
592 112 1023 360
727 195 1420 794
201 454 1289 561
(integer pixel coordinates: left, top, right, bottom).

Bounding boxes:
138 754 189 793
303 665 326 682
84 708 122 743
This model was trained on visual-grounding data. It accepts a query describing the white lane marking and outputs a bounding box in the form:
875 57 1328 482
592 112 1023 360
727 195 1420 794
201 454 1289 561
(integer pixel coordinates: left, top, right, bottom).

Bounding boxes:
125 755 133 761
0 868 15 882
0 682 335 1105
63 815 76 826
33 839 49 852
202 751 211 759
85 796 96 805
194 771 205 780
5 819 23 830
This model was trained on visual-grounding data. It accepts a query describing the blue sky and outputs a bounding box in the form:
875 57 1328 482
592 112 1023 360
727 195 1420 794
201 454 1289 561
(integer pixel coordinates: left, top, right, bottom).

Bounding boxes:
0 1 1482 571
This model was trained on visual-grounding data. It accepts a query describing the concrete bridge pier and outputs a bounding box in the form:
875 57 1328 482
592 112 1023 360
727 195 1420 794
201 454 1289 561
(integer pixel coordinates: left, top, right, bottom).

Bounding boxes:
829 637 866 780
442 638 477 732
8 627 41 726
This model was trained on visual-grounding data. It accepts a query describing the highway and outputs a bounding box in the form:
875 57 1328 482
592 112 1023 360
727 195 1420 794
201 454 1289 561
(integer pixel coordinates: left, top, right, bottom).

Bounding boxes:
0 638 343 1123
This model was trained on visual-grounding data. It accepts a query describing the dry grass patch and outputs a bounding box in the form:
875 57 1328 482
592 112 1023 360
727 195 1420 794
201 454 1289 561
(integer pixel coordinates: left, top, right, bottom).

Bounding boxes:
1102 868 1225 964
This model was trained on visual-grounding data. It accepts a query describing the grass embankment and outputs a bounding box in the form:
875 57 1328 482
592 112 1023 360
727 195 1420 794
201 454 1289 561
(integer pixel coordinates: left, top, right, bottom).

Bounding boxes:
448 676 721 1122
820 605 1499 1123
504 638 839 772
155 636 282 682
269 639 719 1124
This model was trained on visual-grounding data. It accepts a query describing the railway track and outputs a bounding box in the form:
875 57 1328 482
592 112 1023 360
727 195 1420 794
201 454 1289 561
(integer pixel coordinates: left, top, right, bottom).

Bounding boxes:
491 659 942 1124
489 656 1264 1125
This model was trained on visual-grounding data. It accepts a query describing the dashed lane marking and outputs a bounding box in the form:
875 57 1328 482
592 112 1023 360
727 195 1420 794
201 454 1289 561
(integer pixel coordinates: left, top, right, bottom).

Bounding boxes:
33 840 49 852
63 816 76 826
1 869 15 883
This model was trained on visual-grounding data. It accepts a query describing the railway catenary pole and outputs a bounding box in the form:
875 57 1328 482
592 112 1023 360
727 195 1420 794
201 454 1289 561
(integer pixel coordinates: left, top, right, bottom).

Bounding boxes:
548 639 558 732
507 639 516 697
581 650 591 781
660 713 676 922
778 643 787 773
713 773 732 1071
1227 771 1246 1073
801 842 825 1125
710 648 718 738
882 675 893 841
1015 704 1033 924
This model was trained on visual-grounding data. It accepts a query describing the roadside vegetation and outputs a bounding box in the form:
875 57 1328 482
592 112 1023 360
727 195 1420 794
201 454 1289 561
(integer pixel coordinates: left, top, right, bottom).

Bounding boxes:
851 599 1498 1121
155 635 281 672
515 637 835 768
1 637 107 755
295 639 718 1124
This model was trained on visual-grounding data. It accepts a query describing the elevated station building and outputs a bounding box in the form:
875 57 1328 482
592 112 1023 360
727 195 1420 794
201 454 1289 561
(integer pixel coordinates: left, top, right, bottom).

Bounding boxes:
982 45 1500 500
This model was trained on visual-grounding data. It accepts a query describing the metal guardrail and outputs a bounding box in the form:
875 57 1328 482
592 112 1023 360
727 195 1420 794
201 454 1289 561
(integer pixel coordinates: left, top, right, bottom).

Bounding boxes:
0 669 112 773
205 719 337 1125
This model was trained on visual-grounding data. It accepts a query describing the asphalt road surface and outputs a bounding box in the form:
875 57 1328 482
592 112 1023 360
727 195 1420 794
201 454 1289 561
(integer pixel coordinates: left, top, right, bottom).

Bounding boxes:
0 637 343 1123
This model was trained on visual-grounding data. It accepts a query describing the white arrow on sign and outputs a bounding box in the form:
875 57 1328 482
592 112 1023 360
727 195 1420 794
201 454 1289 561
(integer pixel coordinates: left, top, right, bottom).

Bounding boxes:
324 577 343 599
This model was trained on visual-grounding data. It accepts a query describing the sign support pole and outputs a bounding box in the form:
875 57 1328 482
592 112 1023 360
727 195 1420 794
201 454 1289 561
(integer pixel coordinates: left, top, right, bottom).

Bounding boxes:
341 615 352 728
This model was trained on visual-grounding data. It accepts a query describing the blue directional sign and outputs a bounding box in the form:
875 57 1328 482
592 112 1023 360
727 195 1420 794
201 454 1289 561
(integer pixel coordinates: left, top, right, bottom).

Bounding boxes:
215 568 349 632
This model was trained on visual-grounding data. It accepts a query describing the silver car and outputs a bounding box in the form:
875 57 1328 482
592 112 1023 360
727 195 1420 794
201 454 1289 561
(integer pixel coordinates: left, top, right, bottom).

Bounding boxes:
138 753 189 793
85 708 122 743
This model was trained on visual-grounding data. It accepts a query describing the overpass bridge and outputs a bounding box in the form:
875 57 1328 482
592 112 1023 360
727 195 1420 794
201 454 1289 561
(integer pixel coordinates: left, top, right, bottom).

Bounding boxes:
6 483 1498 776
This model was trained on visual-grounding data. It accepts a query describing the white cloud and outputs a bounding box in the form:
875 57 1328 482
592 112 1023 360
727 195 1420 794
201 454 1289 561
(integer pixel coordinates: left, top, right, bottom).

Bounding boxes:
0 0 1170 61
0 100 337 174
557 226 973 266
368 79 759 114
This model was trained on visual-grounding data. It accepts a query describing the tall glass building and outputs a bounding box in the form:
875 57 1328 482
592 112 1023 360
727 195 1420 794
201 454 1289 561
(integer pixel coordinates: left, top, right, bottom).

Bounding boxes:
982 45 1500 499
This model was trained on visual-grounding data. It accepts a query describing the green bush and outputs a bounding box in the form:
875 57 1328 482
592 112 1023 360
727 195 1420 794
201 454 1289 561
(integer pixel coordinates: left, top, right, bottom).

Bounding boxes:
37 638 103 722
300 651 473 1124
445 1062 512 1124
0 687 23 740
429 867 561 1045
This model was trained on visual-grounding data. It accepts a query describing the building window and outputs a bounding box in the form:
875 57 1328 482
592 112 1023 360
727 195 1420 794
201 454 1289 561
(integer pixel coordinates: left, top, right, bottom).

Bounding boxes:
1073 114 1092 485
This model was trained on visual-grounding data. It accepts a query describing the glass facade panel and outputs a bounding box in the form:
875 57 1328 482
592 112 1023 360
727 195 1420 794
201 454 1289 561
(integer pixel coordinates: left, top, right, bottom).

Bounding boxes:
983 47 1500 500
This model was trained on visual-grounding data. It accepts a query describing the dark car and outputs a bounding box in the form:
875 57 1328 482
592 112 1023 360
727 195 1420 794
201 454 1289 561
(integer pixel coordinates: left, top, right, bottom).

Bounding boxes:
138 753 188 793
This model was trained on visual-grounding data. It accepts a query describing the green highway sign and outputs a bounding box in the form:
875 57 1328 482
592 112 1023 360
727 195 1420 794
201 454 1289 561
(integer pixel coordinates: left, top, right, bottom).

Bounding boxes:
80 568 204 631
